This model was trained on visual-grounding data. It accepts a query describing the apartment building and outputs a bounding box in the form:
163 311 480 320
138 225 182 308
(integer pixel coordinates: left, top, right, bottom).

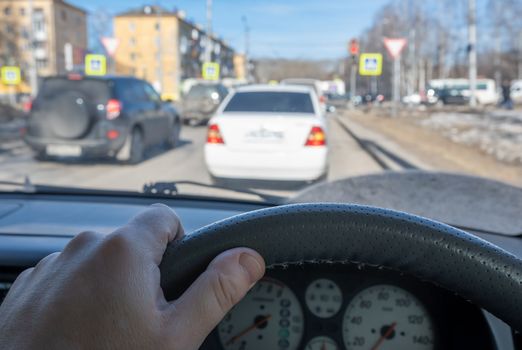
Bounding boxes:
0 0 87 80
114 5 235 100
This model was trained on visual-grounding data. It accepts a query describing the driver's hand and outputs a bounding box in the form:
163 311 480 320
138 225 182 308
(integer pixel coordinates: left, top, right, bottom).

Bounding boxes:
0 204 265 349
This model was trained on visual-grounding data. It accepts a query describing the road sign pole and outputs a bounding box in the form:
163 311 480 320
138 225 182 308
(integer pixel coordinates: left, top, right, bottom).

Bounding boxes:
9 85 16 107
393 56 401 117
350 58 357 104
384 37 407 117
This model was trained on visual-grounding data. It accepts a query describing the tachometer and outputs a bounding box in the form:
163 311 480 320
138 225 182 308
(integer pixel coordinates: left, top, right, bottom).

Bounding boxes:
218 278 304 350
342 285 434 350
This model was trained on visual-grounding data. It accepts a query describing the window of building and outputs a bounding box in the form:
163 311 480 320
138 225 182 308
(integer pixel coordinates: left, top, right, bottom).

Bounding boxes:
129 22 135 32
61 10 67 21
20 8 25 16
5 24 14 34
33 10 45 33
130 37 136 46
130 53 136 61
36 59 48 69
155 36 161 47
155 22 161 31
3 7 11 15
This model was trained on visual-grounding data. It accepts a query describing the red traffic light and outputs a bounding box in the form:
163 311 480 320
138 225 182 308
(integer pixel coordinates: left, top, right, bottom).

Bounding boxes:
349 39 359 55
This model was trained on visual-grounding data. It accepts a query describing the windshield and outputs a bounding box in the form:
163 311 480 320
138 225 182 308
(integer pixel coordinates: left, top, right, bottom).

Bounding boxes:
223 92 315 113
1 0 521 202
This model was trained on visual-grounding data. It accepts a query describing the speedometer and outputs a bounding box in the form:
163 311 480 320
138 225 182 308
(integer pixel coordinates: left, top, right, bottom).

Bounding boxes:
218 278 304 350
342 285 434 350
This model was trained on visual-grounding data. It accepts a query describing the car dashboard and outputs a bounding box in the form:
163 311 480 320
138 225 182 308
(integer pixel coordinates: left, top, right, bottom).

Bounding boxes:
0 193 519 350
202 264 494 350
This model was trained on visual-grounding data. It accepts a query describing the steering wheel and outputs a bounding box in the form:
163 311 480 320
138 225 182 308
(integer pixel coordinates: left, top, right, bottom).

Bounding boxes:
160 203 522 331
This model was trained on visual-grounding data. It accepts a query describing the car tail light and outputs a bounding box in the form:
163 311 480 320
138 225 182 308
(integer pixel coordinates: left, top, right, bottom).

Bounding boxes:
22 99 32 113
67 73 83 80
106 130 120 140
106 99 122 120
305 126 326 146
319 95 327 104
207 124 224 144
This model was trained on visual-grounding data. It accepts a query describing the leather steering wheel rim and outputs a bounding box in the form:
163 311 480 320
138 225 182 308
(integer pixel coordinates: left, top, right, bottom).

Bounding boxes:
160 203 522 331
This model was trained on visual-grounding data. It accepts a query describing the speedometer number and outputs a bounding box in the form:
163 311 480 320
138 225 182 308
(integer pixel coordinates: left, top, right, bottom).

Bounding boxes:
342 285 434 350
218 278 304 350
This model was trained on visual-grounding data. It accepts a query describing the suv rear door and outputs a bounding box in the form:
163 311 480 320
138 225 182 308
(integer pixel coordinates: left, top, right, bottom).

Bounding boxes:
29 77 111 140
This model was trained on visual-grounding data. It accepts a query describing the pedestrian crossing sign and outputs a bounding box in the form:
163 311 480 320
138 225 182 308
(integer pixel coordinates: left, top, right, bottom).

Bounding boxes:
85 54 107 76
359 53 383 76
1 66 21 85
202 62 220 81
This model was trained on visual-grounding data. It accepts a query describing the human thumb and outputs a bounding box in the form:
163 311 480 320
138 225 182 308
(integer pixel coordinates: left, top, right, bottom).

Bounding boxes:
167 248 265 349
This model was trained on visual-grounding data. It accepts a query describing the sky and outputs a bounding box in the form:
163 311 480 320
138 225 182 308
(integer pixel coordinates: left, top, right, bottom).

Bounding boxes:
68 0 391 59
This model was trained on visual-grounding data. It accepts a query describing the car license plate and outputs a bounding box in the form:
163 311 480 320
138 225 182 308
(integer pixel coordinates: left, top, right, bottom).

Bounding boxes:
244 129 285 143
46 145 82 157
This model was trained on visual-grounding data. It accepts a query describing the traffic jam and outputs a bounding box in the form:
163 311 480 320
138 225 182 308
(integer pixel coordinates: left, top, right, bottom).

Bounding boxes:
0 1 521 196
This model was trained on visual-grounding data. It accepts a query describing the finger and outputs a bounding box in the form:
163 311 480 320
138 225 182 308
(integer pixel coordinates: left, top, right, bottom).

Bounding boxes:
115 204 185 264
167 248 265 349
33 252 61 272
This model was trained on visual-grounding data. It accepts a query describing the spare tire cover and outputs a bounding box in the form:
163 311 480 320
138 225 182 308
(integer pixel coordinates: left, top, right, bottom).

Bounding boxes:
41 91 92 139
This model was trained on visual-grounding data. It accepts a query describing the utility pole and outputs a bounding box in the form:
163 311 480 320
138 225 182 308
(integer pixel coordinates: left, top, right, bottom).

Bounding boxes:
518 31 522 80
205 0 213 63
28 0 38 97
493 1 501 90
241 16 250 81
468 0 477 108
155 2 163 93
407 0 416 103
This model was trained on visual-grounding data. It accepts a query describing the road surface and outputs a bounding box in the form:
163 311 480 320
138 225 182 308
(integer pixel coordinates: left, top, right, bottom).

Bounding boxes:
0 111 420 201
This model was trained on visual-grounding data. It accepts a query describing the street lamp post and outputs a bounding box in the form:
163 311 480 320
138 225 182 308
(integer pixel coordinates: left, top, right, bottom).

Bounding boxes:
468 0 477 108
242 16 250 81
155 2 163 93
28 0 38 96
205 0 213 63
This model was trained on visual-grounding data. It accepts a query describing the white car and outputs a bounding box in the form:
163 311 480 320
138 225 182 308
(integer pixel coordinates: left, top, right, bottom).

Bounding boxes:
204 85 328 181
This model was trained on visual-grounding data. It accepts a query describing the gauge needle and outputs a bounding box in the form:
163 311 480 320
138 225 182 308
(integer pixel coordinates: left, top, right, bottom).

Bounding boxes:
370 322 397 350
321 340 327 350
225 315 272 345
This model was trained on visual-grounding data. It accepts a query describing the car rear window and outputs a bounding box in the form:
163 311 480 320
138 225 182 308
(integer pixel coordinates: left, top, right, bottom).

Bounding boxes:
187 84 218 99
37 78 111 105
223 91 315 114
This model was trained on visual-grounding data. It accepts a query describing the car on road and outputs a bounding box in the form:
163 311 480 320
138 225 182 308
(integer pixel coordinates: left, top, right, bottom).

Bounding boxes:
24 75 181 164
281 78 327 111
204 84 328 182
180 82 229 125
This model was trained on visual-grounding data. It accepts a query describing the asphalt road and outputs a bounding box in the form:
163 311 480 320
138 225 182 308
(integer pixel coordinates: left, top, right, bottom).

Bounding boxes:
0 111 402 201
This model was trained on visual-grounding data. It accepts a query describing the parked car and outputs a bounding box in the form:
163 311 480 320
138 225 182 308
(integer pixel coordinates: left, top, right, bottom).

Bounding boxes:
180 82 228 125
434 87 469 105
24 75 181 164
204 84 328 182
325 92 351 109
429 78 498 106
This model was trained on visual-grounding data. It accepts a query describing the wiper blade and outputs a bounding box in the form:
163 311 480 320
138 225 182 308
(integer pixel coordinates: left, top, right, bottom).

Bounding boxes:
0 179 144 196
0 177 36 193
143 181 284 203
